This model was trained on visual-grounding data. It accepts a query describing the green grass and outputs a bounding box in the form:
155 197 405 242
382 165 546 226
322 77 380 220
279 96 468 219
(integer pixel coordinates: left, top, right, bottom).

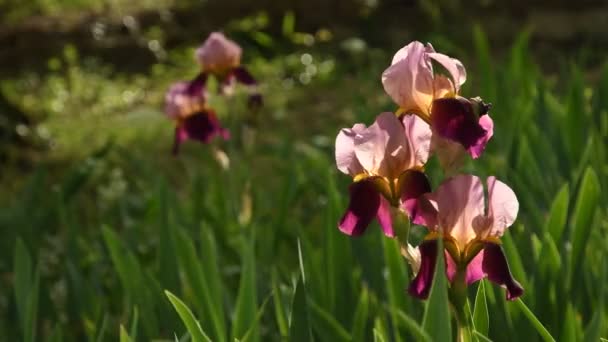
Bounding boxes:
1 26 607 341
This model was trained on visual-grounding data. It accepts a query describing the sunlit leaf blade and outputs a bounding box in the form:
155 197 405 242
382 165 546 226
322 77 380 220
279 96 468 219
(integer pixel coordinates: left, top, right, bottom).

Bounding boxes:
373 316 389 342
240 294 273 342
165 291 212 342
583 309 603 342
14 238 37 342
308 299 351 341
382 231 409 342
175 228 225 342
569 167 600 288
422 240 452 342
102 226 158 338
119 325 133 342
473 330 493 342
560 304 579 342
271 270 289 338
515 299 556 342
473 280 489 336
351 287 370 342
324 174 353 324
232 237 259 342
546 183 570 243
391 308 431 342
158 180 179 292
289 277 312 342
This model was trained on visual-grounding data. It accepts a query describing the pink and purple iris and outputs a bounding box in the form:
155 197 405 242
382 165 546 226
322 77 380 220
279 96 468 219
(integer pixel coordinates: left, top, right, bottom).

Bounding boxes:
381 41 493 167
164 75 229 154
335 40 523 301
409 175 523 300
195 32 262 109
335 112 432 237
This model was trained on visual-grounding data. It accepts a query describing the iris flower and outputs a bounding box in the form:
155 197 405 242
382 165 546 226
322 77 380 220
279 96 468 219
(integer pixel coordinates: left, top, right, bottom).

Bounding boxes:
195 32 262 109
164 75 229 154
335 112 433 237
382 41 493 166
408 174 524 300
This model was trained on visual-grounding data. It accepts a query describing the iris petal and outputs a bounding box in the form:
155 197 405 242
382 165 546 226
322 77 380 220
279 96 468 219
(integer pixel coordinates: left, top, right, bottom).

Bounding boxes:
430 97 492 159
338 179 383 236
398 170 431 224
172 110 229 155
408 239 439 299
482 242 524 300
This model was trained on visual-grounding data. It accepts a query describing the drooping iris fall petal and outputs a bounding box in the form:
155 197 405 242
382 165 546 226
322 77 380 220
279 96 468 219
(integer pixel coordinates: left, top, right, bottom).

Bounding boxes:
481 242 524 300
223 66 263 109
399 170 432 224
172 110 230 155
430 97 493 159
408 239 439 299
339 179 394 237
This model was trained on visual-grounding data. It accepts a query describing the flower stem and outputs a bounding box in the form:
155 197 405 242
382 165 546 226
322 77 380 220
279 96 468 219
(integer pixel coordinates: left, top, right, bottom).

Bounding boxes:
450 265 473 342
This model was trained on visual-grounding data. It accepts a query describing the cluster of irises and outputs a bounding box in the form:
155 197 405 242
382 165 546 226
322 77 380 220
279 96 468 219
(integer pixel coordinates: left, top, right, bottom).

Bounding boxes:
335 41 523 303
164 32 261 154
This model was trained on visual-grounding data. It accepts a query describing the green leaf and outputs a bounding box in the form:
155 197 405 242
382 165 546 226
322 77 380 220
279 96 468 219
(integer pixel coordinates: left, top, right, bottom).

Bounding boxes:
13 238 39 342
102 226 158 337
583 309 603 342
422 240 452 342
231 237 258 342
289 277 312 342
515 299 556 342
391 308 431 342
251 31 273 48
14 239 32 335
473 281 489 336
351 287 370 342
175 228 225 342
165 291 212 342
282 11 295 37
271 270 289 338
240 294 273 342
472 24 496 100
537 233 561 279
546 183 570 243
382 233 409 342
324 174 353 324
308 299 351 341
569 168 600 287
129 307 139 342
501 229 527 288
119 325 133 342
373 316 389 342
158 180 179 291
560 304 579 342
473 330 493 342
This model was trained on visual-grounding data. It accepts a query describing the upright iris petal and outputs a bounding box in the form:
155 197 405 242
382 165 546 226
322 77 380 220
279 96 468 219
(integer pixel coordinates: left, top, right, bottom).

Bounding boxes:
408 174 523 300
164 79 229 155
196 32 242 75
381 41 493 163
335 112 432 237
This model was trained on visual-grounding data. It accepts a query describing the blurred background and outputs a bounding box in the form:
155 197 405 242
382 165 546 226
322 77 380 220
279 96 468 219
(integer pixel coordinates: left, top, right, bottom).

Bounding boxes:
1 0 607 341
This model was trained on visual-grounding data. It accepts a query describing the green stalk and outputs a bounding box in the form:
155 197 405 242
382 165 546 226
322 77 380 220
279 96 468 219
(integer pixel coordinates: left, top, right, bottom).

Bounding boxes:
450 264 473 342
